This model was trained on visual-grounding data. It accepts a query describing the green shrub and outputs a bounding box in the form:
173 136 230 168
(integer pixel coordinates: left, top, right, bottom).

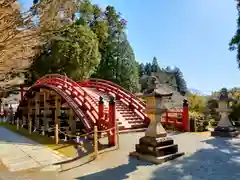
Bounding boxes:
202 120 209 127
196 125 205 132
209 119 217 127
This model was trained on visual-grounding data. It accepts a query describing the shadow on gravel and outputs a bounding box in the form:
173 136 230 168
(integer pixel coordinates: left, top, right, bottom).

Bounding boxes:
151 137 240 180
75 157 151 180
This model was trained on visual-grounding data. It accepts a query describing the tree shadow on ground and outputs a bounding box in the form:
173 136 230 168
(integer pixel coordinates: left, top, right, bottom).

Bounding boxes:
75 137 240 180
151 137 240 180
75 157 152 180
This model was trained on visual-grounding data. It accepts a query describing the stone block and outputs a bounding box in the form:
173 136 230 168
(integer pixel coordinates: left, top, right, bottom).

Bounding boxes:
139 136 173 147
130 135 184 164
211 130 239 137
211 126 239 137
130 151 184 164
136 143 178 157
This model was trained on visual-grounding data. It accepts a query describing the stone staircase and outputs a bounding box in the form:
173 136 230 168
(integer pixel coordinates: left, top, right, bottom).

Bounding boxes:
115 100 147 131
82 87 147 132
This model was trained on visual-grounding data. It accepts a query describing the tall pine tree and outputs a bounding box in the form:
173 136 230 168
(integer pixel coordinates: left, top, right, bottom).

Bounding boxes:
92 5 139 92
229 0 240 68
173 67 188 95
151 57 161 72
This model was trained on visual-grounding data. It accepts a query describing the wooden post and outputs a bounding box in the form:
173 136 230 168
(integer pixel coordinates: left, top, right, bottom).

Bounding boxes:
43 91 49 133
20 85 24 102
35 91 40 130
116 122 120 149
28 98 32 134
17 118 19 130
20 109 24 127
165 112 169 124
98 96 104 129
55 95 61 144
182 99 189 132
94 125 98 159
69 108 76 135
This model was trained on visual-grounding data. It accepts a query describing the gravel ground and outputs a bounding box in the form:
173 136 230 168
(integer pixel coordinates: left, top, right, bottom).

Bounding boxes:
0 172 59 180
1 131 240 179
59 132 240 180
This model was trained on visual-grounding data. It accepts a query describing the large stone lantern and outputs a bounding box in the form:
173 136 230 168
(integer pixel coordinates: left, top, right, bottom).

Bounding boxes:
130 76 184 164
211 89 239 137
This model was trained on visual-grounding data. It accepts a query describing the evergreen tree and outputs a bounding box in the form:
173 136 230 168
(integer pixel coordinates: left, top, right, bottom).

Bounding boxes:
144 63 152 76
29 23 100 82
117 38 140 92
229 0 240 68
28 1 140 92
151 57 161 72
139 63 146 77
91 5 139 92
172 67 188 95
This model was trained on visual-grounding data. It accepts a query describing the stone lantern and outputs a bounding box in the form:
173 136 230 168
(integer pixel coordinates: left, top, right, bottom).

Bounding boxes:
130 76 184 164
211 89 239 137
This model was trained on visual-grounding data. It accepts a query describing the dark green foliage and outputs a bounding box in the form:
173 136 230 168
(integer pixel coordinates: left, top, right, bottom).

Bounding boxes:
27 1 140 92
165 67 187 95
28 23 100 82
202 120 209 127
144 63 152 76
172 67 187 95
209 119 217 127
151 57 161 73
229 101 240 121
229 0 240 68
139 63 145 77
205 98 220 121
219 87 228 98
90 5 139 92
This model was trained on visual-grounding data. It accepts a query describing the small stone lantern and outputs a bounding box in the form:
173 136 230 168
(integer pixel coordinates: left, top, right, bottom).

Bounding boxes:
130 76 184 164
211 89 239 137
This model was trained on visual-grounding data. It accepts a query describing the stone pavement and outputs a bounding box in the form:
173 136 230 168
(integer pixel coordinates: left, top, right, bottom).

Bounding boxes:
0 127 68 172
58 132 240 180
1 126 240 180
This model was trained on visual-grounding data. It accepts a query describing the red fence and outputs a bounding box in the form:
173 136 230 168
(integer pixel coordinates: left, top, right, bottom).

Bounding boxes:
18 76 189 131
161 100 189 131
79 78 150 125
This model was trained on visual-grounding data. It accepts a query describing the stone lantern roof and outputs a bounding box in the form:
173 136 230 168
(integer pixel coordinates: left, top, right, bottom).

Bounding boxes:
217 92 237 102
143 84 173 97
141 75 185 109
143 76 173 97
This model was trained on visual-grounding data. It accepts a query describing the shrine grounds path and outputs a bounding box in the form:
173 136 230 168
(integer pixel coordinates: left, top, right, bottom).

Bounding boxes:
0 127 69 180
1 127 240 180
59 132 240 180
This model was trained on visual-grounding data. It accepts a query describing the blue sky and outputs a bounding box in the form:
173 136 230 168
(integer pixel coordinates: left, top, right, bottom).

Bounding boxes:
19 0 240 94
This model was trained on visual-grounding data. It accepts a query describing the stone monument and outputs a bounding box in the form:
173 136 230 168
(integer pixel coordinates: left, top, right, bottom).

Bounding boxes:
130 76 184 164
211 88 239 137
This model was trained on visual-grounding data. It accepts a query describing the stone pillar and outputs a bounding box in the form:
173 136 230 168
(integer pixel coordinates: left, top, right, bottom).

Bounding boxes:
130 91 184 164
55 95 61 144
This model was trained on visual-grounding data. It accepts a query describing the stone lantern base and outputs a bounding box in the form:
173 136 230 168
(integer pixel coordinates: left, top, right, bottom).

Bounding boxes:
130 122 184 164
211 126 239 137
130 134 184 164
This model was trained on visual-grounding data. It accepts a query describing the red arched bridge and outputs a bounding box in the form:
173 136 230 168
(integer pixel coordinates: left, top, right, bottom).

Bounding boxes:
15 74 189 133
